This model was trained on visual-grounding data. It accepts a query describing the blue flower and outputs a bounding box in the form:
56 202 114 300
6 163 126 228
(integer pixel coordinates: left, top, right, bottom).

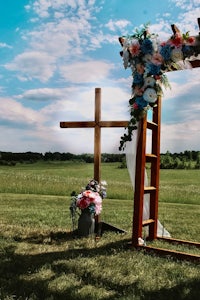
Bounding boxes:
133 73 144 85
146 63 161 75
182 45 193 57
135 96 148 109
141 38 153 55
160 44 172 61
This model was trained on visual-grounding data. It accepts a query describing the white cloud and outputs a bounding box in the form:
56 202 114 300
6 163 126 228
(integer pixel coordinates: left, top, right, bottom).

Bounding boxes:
168 0 200 35
105 19 131 32
16 88 65 101
161 119 200 153
164 68 200 101
0 42 12 49
4 51 56 82
27 17 92 57
0 85 130 153
4 1 120 86
0 97 44 126
32 0 96 19
170 0 200 10
59 60 115 83
178 8 200 35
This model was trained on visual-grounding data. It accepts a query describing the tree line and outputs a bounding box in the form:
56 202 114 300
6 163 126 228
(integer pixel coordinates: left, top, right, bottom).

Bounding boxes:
0 151 124 165
0 150 200 169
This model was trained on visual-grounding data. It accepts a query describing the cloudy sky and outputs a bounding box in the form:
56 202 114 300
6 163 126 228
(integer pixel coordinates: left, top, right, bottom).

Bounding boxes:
0 0 200 154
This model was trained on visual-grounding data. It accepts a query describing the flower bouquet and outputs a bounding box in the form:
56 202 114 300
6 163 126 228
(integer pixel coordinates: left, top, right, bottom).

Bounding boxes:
76 189 102 215
70 179 107 236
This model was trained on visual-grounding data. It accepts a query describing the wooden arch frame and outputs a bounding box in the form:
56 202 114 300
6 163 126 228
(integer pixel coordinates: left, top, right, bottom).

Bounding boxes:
130 19 200 262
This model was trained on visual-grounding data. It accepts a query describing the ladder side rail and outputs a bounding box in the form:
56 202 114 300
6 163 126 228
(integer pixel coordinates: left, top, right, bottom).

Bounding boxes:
132 117 148 246
149 96 161 240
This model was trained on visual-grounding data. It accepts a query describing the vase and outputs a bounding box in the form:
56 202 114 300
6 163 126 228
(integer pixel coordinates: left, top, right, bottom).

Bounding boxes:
78 209 95 237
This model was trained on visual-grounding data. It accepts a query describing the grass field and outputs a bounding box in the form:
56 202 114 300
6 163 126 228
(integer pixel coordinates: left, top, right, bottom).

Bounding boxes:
0 161 200 300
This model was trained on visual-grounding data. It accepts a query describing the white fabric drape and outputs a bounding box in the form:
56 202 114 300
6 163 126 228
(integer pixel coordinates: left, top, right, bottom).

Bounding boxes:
125 121 170 239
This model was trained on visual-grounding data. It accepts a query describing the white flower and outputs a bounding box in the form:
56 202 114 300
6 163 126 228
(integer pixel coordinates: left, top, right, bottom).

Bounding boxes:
171 48 183 62
101 180 107 186
143 76 155 88
143 88 157 103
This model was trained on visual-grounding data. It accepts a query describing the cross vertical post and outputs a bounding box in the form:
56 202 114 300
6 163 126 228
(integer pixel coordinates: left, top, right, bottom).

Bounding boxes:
94 88 101 182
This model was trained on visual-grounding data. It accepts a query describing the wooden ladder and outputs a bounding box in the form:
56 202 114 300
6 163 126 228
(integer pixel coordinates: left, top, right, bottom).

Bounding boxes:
131 96 200 262
132 96 161 246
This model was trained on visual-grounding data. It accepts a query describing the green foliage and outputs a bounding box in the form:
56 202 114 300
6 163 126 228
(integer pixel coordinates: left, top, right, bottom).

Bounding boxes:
2 150 200 170
160 150 200 169
0 151 125 164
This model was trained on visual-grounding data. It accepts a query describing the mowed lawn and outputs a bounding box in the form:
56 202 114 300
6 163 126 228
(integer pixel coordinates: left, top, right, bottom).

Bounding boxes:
0 161 200 300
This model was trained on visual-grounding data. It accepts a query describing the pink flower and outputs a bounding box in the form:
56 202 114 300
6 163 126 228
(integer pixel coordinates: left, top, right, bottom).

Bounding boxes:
83 190 94 199
134 85 144 96
160 41 167 47
129 40 141 57
95 204 102 215
76 190 102 215
76 197 90 210
93 193 102 205
133 102 139 109
136 63 145 74
151 53 163 65
154 75 161 80
186 36 195 45
169 34 183 48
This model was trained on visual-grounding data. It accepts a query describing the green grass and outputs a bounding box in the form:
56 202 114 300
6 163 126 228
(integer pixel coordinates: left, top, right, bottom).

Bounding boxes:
0 162 200 300
159 169 200 204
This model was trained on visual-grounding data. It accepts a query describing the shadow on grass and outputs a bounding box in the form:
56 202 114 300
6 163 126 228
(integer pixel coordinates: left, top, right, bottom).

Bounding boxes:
0 233 200 300
13 230 78 244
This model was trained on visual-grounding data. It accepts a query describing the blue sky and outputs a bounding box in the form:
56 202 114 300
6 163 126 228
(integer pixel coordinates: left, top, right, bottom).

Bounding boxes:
0 0 200 154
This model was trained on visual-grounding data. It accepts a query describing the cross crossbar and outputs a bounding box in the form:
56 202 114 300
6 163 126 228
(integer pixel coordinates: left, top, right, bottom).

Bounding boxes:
60 87 128 183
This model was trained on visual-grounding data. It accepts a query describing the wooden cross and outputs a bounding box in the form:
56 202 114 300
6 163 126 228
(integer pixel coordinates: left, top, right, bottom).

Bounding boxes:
60 87 128 183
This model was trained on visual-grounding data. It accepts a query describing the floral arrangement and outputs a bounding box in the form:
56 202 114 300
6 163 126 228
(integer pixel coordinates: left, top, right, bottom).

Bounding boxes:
119 24 198 151
70 179 107 223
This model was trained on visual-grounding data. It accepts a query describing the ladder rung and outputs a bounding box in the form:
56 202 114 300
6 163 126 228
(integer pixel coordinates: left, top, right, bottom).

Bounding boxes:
142 219 155 226
147 121 158 130
144 186 156 193
146 154 157 162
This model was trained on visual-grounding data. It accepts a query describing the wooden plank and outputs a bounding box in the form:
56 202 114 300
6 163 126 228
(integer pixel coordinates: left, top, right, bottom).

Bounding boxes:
190 60 200 69
99 121 128 127
146 154 157 162
94 88 101 183
137 245 200 263
132 118 147 246
147 121 158 130
149 96 161 240
142 219 155 226
144 186 156 193
157 237 200 248
60 121 95 128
